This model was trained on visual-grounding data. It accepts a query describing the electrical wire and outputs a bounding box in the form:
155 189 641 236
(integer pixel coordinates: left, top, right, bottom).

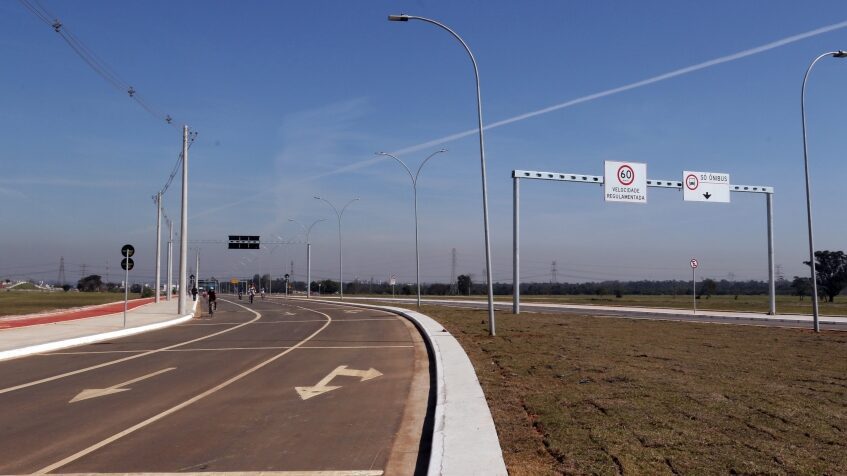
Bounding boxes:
18 0 178 128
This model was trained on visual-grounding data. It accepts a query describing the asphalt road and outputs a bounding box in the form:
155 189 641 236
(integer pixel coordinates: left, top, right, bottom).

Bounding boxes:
361 297 847 331
0 297 431 475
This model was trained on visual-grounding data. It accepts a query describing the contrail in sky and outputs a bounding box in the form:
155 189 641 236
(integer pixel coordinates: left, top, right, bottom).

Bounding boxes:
318 18 847 178
194 19 847 216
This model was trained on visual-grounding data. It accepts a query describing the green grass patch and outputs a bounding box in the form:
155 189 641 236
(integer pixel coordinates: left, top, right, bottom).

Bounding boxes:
0 291 142 317
410 304 847 475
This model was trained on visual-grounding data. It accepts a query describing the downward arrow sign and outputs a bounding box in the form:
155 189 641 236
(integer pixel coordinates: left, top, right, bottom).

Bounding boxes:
703 192 712 199
295 365 382 400
70 367 176 403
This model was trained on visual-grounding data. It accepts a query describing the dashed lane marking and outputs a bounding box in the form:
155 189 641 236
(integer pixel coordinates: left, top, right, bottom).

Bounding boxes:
40 345 415 355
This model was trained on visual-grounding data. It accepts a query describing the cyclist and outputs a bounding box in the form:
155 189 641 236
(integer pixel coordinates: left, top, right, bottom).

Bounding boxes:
207 287 217 315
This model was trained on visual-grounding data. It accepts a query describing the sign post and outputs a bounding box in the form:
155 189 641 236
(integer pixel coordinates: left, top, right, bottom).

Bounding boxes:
284 273 290 298
390 275 397 298
690 258 699 315
121 244 135 328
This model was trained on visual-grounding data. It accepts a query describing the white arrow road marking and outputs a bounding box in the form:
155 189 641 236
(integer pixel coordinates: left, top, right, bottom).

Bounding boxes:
344 310 362 314
70 367 176 403
295 365 382 400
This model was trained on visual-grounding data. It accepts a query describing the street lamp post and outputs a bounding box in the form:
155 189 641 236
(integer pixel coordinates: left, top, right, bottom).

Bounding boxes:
801 50 846 333
388 13 497 335
314 197 359 300
289 218 326 298
377 149 447 308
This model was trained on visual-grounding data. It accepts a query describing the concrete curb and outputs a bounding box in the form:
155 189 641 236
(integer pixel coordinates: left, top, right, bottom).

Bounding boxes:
0 301 197 363
300 298 507 476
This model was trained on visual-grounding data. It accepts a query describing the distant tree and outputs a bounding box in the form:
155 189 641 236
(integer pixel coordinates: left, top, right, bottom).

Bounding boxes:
790 276 812 301
804 250 847 302
401 284 412 295
77 275 103 292
130 283 143 293
61 284 71 292
701 279 717 298
457 275 472 295
320 279 339 294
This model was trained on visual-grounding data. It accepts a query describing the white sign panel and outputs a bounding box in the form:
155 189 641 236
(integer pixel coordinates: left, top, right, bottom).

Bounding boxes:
683 171 730 203
604 161 647 203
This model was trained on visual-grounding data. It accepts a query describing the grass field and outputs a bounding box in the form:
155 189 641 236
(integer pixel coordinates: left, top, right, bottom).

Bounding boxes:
408 304 847 474
0 291 142 317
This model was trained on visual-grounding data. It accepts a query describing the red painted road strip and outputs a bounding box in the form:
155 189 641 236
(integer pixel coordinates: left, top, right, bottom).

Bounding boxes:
0 298 157 329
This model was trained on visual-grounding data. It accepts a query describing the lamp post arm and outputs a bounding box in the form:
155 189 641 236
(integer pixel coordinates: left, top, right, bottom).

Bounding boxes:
415 149 447 182
378 152 414 185
306 219 326 242
339 198 360 218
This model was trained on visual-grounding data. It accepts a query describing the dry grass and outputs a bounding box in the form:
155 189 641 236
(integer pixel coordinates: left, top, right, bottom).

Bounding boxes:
413 304 847 475
0 291 141 317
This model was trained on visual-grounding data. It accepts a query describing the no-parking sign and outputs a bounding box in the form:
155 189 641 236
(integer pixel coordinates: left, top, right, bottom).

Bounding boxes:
690 258 699 269
604 161 647 203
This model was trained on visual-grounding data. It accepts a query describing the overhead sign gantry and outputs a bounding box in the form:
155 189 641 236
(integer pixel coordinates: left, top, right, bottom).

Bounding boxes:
511 164 775 315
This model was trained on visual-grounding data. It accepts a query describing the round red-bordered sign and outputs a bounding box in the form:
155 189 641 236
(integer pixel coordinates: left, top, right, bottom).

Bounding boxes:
685 174 699 191
690 258 699 269
617 164 635 185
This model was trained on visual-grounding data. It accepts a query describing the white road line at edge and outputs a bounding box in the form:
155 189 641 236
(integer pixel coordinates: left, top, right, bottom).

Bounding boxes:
47 472 383 475
35 301 334 475
0 298 260 395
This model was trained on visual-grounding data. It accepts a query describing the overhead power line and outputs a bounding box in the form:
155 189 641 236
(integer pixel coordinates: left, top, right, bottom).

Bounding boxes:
18 0 179 128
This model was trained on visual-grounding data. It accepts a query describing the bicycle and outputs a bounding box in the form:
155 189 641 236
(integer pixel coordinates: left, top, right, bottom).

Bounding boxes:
207 298 215 317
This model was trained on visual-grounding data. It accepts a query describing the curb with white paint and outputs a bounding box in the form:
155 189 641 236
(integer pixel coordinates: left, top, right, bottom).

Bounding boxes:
0 301 197 362
300 298 507 476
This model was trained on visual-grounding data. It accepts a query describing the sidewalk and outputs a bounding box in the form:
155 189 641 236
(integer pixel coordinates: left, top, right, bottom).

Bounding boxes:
0 298 195 362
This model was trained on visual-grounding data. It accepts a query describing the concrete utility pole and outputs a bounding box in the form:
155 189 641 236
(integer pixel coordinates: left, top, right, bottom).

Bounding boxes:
167 217 173 301
178 125 189 315
154 192 162 303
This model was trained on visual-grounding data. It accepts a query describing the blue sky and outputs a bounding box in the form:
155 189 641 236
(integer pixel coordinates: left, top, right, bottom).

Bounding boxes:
2 1 847 286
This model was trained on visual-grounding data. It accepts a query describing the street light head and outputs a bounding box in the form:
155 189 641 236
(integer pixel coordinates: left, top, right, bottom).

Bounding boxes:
388 14 409 22
439 148 448 153
834 50 847 58
376 151 386 156
313 196 322 200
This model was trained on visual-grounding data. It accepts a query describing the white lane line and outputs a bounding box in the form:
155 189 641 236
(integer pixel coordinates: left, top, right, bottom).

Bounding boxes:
0 298 261 395
35 301 334 475
48 471 384 475
43 345 415 355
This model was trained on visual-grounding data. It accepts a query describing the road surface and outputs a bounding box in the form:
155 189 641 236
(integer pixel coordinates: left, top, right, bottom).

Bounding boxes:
0 297 431 475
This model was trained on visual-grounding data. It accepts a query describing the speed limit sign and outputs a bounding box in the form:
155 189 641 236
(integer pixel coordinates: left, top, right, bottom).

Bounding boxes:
690 258 699 269
604 161 647 203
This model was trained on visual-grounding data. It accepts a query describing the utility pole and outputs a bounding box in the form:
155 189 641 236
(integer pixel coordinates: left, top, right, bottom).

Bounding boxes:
154 192 162 303
167 218 173 301
178 125 189 315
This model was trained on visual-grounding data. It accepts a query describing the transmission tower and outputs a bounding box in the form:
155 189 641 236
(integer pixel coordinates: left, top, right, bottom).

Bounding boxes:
551 260 558 283
58 257 66 286
105 258 110 283
776 265 785 281
80 264 87 280
450 248 457 295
